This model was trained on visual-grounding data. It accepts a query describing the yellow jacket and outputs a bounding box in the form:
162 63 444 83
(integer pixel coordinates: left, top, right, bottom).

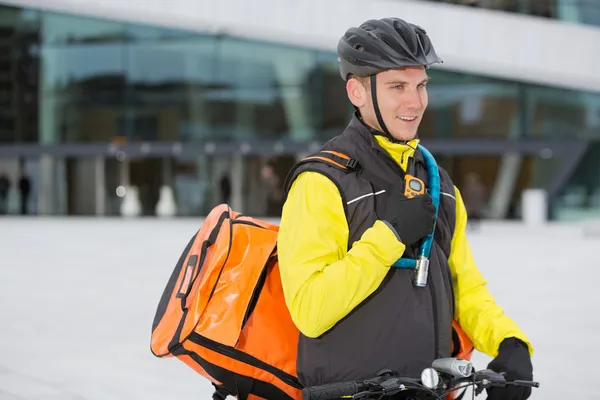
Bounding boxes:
278 136 533 358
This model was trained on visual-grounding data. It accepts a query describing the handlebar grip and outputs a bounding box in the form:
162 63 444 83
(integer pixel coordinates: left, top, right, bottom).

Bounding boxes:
302 381 366 400
512 380 540 388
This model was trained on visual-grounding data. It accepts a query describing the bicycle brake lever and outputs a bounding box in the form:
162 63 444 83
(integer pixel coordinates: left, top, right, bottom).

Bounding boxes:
473 369 507 396
379 377 406 394
476 369 506 385
507 380 540 388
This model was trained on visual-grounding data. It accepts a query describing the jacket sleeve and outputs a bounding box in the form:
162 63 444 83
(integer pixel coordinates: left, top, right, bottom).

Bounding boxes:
277 171 406 338
449 187 534 357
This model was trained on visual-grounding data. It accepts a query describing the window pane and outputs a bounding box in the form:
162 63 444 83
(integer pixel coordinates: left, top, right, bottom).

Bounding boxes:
421 69 520 139
527 85 600 139
40 44 126 142
312 52 352 141
424 0 600 28
0 5 41 143
126 24 199 41
127 37 217 142
552 144 600 220
42 12 125 44
212 38 318 142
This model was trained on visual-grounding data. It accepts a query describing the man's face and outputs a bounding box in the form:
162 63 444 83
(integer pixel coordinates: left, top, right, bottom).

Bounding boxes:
347 67 429 141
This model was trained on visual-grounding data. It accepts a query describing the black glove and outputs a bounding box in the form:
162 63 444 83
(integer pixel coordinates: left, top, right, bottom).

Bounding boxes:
382 180 436 246
487 338 533 400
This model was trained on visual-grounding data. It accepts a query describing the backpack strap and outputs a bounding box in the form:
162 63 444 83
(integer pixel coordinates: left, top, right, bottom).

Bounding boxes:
233 374 254 400
211 383 230 400
210 374 253 400
283 150 361 197
298 150 362 173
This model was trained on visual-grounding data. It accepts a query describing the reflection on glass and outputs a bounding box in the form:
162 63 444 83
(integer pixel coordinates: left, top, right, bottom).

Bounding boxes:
42 12 125 44
0 5 41 143
126 24 197 41
128 38 217 142
2 1 599 147
421 69 520 139
527 85 600 139
552 144 600 220
313 52 353 141
40 44 125 143
425 0 600 27
42 44 125 94
214 38 319 142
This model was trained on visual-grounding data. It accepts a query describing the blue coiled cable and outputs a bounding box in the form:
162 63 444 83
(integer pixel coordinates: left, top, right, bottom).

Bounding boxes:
392 144 440 269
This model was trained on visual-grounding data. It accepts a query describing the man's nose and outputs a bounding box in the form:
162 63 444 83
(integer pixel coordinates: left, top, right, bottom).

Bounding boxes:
404 88 423 110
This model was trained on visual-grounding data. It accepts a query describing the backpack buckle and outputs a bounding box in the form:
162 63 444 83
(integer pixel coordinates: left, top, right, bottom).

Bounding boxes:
345 159 362 172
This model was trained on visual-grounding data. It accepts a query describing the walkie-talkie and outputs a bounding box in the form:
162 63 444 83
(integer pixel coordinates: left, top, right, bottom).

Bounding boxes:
404 157 425 198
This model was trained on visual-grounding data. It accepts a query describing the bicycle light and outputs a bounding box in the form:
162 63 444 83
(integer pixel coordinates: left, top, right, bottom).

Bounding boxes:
421 367 440 389
432 358 474 378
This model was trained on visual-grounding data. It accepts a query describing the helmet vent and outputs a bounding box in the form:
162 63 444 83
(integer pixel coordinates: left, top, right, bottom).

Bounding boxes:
418 32 431 54
394 21 419 54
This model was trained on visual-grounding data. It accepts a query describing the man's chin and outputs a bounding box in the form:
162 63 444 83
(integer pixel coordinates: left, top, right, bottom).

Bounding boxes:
389 131 418 142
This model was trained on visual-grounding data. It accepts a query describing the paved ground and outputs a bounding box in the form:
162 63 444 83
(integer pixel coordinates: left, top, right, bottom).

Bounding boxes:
1 217 598 399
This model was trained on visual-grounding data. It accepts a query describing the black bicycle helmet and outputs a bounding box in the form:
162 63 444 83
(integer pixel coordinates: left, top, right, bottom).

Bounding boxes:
337 18 442 142
337 17 442 81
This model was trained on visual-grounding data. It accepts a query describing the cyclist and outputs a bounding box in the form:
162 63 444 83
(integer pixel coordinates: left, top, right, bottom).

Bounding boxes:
278 17 534 400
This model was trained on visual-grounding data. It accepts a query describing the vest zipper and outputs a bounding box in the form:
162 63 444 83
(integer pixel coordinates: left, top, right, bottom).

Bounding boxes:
374 147 407 177
444 262 455 318
428 275 439 360
375 143 438 356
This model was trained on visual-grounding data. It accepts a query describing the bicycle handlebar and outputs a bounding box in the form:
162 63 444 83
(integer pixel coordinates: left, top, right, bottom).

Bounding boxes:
301 359 540 400
301 381 366 400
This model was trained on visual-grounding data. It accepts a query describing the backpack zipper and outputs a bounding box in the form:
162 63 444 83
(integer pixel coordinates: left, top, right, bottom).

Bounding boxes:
230 219 278 328
240 253 276 328
232 220 263 227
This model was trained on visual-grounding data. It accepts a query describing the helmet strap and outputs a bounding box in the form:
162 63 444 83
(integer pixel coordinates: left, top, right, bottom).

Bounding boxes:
370 75 398 143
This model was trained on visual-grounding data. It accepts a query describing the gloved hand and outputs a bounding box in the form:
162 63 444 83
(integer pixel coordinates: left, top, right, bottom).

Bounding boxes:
382 180 435 246
487 337 533 400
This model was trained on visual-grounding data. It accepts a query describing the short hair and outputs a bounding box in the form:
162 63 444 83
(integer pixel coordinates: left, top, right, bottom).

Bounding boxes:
349 74 370 90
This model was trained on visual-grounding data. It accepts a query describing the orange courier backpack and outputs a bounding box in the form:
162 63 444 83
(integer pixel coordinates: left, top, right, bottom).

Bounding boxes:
150 204 302 400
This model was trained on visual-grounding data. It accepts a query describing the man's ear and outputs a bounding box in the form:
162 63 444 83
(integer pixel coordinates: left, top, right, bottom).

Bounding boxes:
346 78 367 108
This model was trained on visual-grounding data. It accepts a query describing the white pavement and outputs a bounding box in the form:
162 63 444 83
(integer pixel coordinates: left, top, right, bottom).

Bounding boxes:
1 217 598 399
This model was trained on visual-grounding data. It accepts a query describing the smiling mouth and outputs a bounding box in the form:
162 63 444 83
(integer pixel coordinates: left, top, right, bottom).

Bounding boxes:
397 116 418 122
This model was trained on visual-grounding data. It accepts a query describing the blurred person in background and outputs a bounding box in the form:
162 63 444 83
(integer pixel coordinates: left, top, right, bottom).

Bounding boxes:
278 17 534 400
219 173 232 204
462 171 487 231
261 163 284 216
0 172 9 214
19 173 31 215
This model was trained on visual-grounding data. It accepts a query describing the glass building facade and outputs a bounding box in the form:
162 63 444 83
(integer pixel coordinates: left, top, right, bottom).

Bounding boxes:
428 0 600 27
1 4 599 220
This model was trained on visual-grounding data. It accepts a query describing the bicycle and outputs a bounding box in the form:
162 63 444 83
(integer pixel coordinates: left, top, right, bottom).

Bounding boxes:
301 357 539 400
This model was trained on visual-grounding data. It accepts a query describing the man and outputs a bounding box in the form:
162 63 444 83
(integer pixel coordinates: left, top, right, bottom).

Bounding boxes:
277 17 533 400
462 172 487 231
0 172 10 214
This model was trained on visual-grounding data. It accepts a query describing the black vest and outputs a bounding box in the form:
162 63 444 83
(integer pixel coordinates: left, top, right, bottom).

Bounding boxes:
284 115 458 387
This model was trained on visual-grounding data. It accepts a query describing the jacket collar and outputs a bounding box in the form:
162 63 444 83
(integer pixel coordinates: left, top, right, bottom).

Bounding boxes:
347 112 422 170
